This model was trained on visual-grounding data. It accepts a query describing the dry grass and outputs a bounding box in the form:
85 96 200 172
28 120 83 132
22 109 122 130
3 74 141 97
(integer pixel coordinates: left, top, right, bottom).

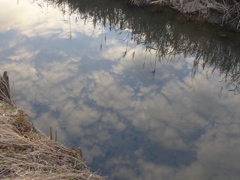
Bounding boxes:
0 71 104 180
0 102 104 180
128 0 240 30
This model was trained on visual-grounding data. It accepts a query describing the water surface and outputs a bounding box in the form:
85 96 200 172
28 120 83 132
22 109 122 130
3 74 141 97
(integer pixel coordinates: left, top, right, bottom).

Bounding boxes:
0 0 240 179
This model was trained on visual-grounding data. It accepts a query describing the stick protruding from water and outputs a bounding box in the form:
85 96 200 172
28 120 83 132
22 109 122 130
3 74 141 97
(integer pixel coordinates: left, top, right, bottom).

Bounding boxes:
0 71 12 104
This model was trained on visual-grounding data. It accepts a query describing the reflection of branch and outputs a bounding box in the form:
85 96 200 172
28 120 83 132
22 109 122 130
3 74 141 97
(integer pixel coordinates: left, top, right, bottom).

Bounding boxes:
227 72 240 94
48 0 240 93
123 40 129 58
151 58 157 80
68 14 72 39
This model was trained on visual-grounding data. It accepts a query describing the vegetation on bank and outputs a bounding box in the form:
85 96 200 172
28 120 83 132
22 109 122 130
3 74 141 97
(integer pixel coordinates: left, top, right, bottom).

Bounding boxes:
128 0 240 31
0 73 103 180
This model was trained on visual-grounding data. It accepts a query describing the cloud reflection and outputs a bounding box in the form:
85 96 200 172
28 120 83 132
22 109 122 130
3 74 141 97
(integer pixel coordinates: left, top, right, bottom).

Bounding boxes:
0 0 102 38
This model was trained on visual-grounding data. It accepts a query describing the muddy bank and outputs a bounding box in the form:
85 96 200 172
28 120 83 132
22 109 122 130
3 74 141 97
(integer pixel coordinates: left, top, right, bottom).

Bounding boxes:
0 72 104 180
127 0 240 32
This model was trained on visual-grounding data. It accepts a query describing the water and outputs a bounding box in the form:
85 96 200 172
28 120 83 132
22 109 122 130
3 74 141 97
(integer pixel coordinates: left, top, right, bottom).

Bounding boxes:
1 0 240 179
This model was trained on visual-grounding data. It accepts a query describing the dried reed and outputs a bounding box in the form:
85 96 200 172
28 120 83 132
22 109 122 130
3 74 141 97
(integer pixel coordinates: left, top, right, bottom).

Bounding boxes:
0 71 104 179
0 102 104 180
128 0 240 30
0 72 13 105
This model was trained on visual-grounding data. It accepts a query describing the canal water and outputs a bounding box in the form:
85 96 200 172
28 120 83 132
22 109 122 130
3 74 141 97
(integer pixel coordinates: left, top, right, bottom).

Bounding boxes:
1 0 240 179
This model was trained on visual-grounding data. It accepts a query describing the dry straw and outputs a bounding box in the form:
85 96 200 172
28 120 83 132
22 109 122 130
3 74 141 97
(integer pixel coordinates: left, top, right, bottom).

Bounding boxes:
128 0 240 30
0 72 104 180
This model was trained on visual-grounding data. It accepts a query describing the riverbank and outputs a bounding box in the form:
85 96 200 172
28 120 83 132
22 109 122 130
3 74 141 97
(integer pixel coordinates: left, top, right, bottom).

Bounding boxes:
0 73 103 180
128 0 240 32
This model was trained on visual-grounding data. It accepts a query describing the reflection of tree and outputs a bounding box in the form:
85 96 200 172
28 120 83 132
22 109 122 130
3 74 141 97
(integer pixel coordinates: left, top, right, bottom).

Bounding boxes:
46 0 240 93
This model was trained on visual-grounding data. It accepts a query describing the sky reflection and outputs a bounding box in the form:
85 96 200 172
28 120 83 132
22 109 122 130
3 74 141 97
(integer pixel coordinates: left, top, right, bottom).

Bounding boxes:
1 0 240 180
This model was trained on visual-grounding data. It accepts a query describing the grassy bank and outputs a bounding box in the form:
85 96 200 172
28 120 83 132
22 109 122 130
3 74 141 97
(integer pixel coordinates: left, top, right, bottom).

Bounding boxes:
128 0 240 31
0 73 103 180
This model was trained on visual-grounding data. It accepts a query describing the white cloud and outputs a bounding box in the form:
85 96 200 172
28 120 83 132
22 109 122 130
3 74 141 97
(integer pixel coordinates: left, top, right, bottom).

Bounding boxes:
0 0 103 38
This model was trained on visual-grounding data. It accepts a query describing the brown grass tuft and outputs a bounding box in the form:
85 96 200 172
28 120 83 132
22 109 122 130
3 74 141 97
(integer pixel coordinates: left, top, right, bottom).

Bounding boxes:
0 71 104 180
0 102 104 179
